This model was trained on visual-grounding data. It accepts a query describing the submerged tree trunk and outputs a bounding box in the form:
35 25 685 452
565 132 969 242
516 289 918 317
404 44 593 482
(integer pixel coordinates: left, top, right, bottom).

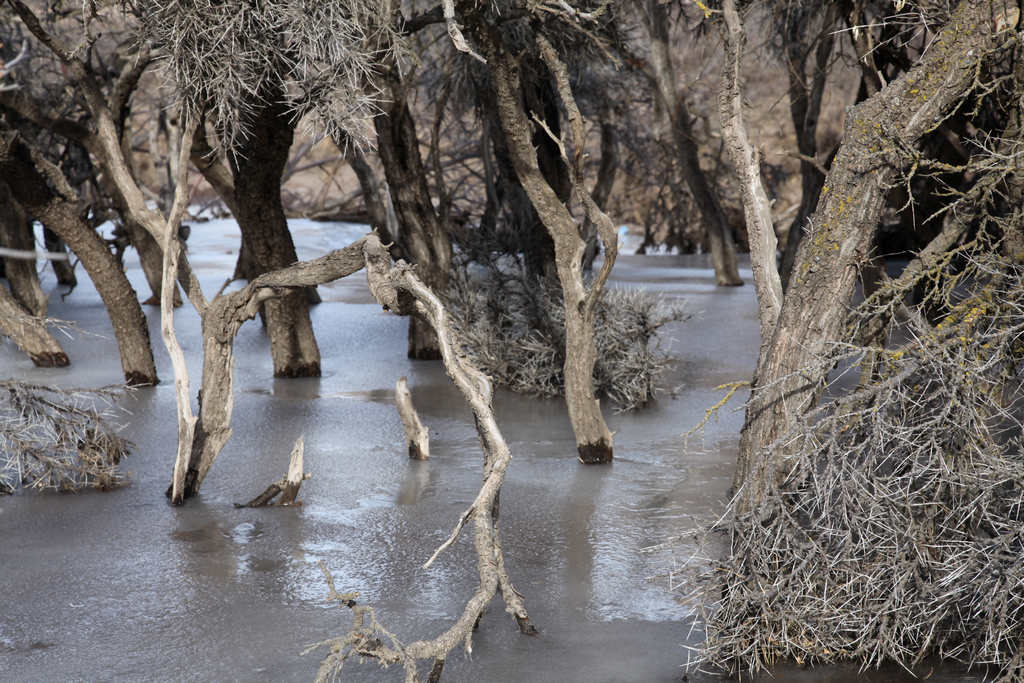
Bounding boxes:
641 0 743 287
0 283 67 366
478 28 616 463
0 131 158 385
42 227 76 287
374 70 452 360
0 181 47 316
229 93 321 378
731 0 1013 505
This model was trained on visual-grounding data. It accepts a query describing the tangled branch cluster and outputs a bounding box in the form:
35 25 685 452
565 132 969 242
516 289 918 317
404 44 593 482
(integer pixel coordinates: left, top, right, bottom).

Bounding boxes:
135 0 399 152
445 263 688 411
0 381 131 493
692 245 1024 680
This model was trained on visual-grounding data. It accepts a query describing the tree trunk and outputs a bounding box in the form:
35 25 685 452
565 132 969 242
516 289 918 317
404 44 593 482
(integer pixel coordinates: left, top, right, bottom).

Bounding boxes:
122 212 173 306
642 0 743 287
778 10 835 291
43 227 76 286
733 0 1014 504
0 282 67 366
582 113 618 271
479 31 615 463
175 238 374 501
374 70 452 360
340 138 400 247
0 131 158 385
229 93 321 378
0 181 47 316
396 376 430 460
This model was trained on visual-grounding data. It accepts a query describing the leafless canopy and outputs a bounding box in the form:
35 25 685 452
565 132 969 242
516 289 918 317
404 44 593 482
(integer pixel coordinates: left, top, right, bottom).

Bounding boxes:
134 0 401 152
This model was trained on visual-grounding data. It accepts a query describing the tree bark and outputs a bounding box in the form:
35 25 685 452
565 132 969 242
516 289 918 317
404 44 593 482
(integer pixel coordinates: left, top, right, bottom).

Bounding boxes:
733 0 1015 505
0 180 47 316
0 130 158 385
229 93 321 378
641 0 743 287
43 227 76 286
396 376 430 460
0 282 67 366
477 28 615 463
373 70 452 360
778 8 836 290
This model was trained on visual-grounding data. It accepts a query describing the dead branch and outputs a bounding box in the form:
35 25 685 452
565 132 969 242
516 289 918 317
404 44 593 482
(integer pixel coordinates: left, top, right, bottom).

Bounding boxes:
396 377 430 460
235 436 309 507
305 234 535 681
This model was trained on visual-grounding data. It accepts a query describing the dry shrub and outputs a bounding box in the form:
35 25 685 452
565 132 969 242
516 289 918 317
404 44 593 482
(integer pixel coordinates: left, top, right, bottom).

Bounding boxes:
445 262 688 411
0 381 131 494
690 247 1024 680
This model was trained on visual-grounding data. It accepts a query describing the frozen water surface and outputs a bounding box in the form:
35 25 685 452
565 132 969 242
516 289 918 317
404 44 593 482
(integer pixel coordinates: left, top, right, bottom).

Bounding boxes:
0 221 982 681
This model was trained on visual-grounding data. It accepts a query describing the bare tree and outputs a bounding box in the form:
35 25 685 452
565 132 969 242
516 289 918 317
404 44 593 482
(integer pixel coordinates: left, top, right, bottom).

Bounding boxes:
722 0 1017 508
633 0 743 286
692 1 1024 677
461 6 622 463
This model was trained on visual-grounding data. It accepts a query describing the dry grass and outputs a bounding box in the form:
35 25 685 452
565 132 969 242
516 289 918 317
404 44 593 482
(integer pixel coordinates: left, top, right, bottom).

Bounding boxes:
444 260 688 411
0 381 131 494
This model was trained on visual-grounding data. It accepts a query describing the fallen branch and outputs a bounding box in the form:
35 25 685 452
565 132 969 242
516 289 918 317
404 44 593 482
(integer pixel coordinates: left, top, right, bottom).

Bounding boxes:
235 436 309 507
396 377 430 460
306 234 535 681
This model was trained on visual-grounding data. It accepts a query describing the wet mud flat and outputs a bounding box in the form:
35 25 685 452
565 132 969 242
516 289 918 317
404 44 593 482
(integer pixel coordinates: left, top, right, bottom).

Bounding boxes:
0 221 984 682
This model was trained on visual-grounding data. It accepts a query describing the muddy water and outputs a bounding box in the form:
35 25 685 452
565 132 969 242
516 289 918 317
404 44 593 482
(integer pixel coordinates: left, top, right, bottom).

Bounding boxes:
0 221 982 682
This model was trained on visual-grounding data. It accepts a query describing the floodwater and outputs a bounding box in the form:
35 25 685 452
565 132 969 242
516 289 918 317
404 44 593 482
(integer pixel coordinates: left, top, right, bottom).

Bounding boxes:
0 221 984 682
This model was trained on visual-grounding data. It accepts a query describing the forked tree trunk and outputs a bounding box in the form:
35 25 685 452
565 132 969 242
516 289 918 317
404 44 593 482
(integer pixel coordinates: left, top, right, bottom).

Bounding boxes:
641 0 743 287
229 93 321 378
374 70 452 360
479 29 615 463
730 0 1014 506
0 132 158 385
172 238 379 502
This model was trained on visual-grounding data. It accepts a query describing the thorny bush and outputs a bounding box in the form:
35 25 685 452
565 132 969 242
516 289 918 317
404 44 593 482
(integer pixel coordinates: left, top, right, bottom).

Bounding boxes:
690 243 1024 680
445 259 688 411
